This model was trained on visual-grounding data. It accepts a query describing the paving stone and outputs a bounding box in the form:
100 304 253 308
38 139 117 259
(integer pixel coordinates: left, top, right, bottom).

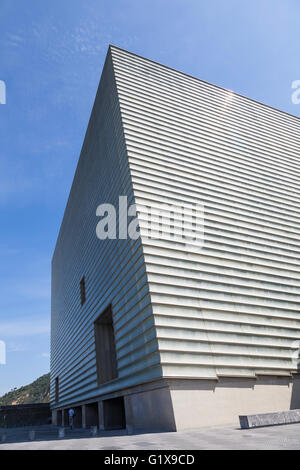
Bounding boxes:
1 423 300 449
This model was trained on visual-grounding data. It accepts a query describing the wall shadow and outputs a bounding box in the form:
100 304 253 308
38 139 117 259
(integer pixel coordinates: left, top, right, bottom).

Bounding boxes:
290 373 300 410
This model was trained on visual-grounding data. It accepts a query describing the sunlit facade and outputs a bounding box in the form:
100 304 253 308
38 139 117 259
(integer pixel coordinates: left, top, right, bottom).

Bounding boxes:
51 46 300 431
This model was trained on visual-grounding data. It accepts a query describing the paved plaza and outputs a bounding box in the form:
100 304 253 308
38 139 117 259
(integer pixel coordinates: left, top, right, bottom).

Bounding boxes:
1 422 300 450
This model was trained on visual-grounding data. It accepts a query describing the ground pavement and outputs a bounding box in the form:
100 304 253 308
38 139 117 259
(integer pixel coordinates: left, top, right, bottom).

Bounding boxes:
1 422 300 450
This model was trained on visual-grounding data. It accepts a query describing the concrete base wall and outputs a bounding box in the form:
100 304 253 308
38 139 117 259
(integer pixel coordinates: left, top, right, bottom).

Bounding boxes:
124 385 176 432
169 375 300 430
1 403 51 428
51 375 300 431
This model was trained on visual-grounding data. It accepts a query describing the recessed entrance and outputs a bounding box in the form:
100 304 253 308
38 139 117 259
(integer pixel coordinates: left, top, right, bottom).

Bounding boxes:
63 409 69 427
86 402 99 427
94 305 118 384
103 397 126 430
56 410 62 426
73 406 82 428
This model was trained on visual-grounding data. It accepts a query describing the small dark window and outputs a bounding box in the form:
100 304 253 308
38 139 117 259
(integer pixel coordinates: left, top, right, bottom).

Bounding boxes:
55 377 59 403
94 305 118 384
80 276 86 306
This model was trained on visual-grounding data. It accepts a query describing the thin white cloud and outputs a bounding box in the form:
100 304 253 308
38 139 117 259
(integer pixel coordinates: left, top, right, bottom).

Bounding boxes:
6 32 24 48
0 277 50 301
7 17 137 62
0 246 19 256
16 280 50 300
0 317 50 338
7 33 23 43
6 342 27 353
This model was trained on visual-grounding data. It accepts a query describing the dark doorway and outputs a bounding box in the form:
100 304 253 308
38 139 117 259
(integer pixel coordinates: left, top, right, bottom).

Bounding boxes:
55 377 59 403
103 397 126 430
63 409 69 427
73 406 82 428
56 410 62 426
94 305 118 384
86 402 99 427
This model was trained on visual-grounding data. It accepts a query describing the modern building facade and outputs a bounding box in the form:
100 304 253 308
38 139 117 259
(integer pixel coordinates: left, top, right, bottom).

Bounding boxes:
51 45 300 431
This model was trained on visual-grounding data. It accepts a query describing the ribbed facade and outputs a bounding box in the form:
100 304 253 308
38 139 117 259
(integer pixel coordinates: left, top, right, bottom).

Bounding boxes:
50 52 161 409
112 46 300 380
51 45 300 412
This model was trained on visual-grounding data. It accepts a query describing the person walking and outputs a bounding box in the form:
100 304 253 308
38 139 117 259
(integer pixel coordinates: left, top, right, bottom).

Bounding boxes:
68 408 75 429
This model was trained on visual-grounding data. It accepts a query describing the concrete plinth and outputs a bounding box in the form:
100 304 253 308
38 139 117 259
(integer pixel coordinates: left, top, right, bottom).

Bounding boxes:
51 374 300 432
240 409 300 429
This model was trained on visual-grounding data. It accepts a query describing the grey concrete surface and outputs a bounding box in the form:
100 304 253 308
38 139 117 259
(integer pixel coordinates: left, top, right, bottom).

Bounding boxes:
1 423 300 449
240 409 300 429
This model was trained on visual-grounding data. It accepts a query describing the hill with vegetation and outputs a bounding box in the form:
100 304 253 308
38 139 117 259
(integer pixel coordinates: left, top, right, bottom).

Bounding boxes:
0 373 50 406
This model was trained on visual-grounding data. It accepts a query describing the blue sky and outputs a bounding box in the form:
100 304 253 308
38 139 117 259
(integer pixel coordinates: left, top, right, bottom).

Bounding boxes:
0 0 299 396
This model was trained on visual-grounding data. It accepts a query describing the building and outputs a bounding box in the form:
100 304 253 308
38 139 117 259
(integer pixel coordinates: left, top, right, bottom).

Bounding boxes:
51 45 300 431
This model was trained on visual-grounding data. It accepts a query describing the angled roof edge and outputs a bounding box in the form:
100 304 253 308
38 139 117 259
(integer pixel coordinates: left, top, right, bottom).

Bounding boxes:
108 44 300 123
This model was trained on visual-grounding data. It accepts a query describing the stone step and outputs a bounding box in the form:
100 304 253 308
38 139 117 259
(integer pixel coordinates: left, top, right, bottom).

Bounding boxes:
239 409 300 429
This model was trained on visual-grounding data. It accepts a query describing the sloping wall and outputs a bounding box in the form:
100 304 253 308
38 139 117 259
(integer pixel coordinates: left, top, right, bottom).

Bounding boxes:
51 50 161 409
111 46 300 380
